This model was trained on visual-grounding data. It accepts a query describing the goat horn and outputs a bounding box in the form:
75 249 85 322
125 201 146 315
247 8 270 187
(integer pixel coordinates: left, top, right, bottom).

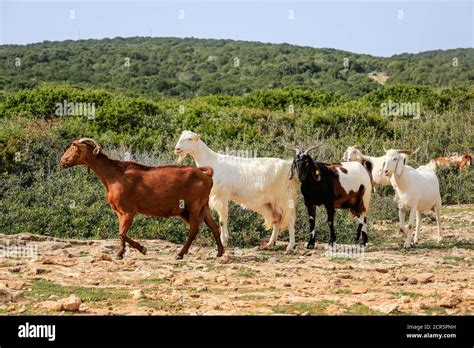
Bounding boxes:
304 143 323 155
295 148 300 155
383 145 388 152
77 138 102 154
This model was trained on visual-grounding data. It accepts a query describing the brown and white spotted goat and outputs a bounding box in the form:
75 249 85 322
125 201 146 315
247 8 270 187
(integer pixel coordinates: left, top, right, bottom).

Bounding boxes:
60 138 224 259
290 145 373 248
435 153 472 170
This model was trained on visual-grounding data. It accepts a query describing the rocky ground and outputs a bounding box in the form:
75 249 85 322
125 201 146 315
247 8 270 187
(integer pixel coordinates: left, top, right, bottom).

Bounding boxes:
0 205 472 316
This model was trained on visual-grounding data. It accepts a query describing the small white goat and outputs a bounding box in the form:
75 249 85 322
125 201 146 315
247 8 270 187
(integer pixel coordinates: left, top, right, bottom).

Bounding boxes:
343 145 391 186
382 149 442 248
174 131 298 251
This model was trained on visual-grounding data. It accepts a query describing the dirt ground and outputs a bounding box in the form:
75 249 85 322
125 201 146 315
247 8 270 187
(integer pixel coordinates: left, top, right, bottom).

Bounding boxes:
0 205 472 316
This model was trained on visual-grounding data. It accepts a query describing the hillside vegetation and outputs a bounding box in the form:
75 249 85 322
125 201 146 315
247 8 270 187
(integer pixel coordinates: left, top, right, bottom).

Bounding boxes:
1 84 472 246
1 37 473 98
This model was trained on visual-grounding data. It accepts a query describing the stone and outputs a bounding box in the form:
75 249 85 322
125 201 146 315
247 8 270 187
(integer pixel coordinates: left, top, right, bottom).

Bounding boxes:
94 252 113 262
0 288 13 303
239 279 251 285
352 287 368 294
407 278 418 285
131 289 146 300
437 297 461 308
60 294 82 312
375 267 389 273
40 300 62 311
373 303 398 314
337 274 352 279
415 273 434 284
173 278 188 286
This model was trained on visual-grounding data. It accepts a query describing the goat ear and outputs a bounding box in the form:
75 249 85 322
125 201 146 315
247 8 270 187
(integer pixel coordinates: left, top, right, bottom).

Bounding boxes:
395 158 404 176
312 169 321 181
93 147 100 155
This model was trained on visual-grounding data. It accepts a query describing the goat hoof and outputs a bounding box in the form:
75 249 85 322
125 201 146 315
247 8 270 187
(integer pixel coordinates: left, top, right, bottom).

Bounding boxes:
140 246 147 255
115 254 124 260
260 242 275 250
217 251 224 257
307 243 315 249
175 254 184 260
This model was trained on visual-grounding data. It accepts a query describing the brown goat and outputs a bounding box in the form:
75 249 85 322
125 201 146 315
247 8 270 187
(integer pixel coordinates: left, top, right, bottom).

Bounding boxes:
436 153 472 169
60 138 224 260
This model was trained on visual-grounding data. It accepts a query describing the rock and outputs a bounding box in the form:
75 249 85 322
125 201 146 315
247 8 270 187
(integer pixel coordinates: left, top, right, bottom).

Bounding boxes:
40 300 63 311
12 291 26 302
462 288 474 299
239 279 251 286
0 288 13 303
8 267 21 273
94 252 113 262
375 267 389 273
49 295 60 301
396 275 408 282
301 311 310 316
34 268 48 275
437 297 461 308
352 287 368 294
267 257 277 264
190 294 200 298
196 286 208 292
60 294 82 312
337 274 352 279
382 281 391 286
174 278 189 286
131 289 146 300
283 282 291 287
334 279 342 285
215 276 227 283
401 296 411 304
415 273 434 284
374 303 398 314
407 278 418 285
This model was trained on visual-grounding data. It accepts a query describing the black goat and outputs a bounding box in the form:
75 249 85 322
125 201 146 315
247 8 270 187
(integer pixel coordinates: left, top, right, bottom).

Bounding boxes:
290 146 373 248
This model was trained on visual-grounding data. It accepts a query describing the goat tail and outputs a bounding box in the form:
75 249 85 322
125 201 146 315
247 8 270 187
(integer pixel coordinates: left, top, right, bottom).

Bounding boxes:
427 160 437 173
198 166 214 177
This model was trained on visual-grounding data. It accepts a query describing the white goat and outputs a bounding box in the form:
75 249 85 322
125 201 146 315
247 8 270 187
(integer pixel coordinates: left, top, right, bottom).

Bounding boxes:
343 145 391 186
382 149 442 248
174 131 298 251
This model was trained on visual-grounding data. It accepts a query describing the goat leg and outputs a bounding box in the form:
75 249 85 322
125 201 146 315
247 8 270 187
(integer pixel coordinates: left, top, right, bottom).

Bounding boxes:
177 218 200 259
117 213 145 259
306 204 316 249
325 206 336 246
203 205 224 257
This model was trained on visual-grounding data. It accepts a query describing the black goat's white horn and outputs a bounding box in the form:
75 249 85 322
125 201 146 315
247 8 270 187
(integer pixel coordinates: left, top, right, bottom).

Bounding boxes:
304 143 323 155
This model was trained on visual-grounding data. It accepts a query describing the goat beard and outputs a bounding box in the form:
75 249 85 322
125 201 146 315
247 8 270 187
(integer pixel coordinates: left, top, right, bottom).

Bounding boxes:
176 153 186 164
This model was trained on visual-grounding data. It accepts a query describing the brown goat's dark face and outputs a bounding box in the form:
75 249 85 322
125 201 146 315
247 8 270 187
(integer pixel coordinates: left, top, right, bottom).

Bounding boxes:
60 142 88 168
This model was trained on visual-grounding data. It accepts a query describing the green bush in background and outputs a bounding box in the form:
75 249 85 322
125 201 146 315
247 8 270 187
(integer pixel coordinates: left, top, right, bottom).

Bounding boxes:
0 84 472 246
